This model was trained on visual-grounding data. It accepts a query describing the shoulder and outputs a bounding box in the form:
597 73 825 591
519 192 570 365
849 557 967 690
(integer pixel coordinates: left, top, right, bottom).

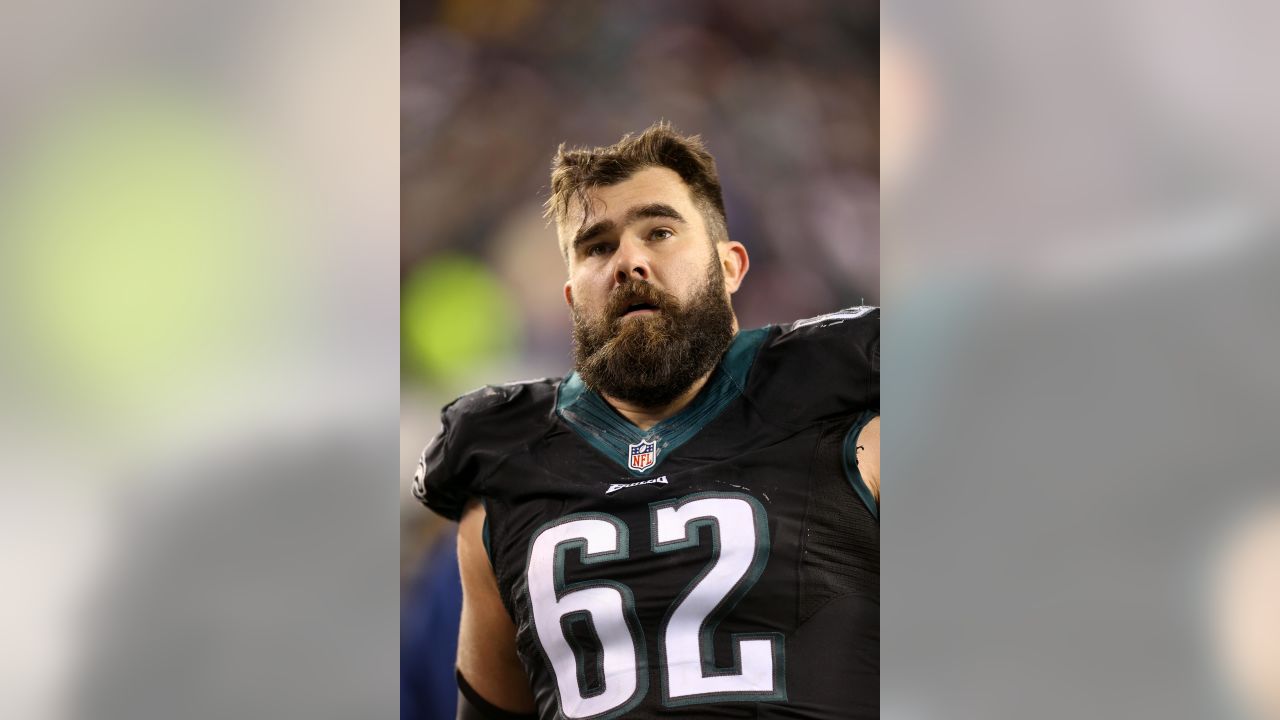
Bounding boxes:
446 378 559 423
411 378 560 520
746 306 880 422
770 306 879 358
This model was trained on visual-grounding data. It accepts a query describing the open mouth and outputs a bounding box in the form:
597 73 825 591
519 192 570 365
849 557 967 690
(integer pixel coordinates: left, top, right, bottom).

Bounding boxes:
620 302 659 318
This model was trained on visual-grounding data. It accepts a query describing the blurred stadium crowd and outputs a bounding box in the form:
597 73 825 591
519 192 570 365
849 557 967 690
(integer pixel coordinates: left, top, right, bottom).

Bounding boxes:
400 2 878 716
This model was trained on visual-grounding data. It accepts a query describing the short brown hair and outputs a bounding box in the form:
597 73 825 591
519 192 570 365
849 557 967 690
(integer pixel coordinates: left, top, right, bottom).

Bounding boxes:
545 121 728 258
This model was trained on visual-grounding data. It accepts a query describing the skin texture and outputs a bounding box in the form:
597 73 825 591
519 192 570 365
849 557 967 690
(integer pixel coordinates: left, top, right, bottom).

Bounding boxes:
456 501 536 714
452 166 881 715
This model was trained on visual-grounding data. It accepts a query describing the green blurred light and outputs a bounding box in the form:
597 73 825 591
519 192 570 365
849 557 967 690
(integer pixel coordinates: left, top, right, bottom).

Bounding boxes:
4 88 273 412
402 255 517 382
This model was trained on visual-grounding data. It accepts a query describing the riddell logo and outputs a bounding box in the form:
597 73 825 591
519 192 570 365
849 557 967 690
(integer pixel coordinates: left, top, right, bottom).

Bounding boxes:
605 476 669 494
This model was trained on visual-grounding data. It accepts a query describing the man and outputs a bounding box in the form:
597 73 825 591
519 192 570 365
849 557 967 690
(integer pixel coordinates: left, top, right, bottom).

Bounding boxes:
413 122 879 719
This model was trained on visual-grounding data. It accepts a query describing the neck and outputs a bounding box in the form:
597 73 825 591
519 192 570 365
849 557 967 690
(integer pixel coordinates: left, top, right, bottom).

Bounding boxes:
602 370 714 431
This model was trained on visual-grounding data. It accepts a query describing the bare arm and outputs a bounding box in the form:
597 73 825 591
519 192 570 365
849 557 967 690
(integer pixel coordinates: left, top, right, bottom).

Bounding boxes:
456 501 537 715
856 415 880 502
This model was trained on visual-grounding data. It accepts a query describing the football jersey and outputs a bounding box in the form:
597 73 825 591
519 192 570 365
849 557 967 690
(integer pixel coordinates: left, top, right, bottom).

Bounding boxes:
414 307 880 719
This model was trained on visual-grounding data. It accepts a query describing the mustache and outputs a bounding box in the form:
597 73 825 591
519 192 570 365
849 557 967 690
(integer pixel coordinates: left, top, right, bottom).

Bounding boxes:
604 280 678 320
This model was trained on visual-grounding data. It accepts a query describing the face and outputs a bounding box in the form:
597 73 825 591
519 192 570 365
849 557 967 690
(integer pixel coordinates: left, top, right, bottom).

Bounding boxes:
562 166 749 408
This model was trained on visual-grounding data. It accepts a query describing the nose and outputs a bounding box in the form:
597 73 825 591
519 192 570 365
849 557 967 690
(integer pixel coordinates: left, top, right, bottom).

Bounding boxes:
612 236 651 285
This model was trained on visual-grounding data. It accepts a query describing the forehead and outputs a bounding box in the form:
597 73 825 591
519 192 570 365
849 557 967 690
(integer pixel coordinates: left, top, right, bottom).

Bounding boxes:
566 166 697 228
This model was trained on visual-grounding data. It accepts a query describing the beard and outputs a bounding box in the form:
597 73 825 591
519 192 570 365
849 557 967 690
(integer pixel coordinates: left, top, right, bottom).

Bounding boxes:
571 256 736 409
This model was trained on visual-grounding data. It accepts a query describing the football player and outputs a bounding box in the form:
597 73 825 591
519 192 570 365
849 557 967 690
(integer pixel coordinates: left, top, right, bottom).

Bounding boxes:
414 122 879 719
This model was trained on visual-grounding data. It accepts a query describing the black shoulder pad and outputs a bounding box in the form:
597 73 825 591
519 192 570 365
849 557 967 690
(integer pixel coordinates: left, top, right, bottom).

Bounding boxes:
411 380 557 521
779 306 878 344
752 307 879 422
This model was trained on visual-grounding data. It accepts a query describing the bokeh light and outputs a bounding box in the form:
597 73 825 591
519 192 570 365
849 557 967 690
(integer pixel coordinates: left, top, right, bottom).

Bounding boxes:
401 254 517 384
3 87 277 417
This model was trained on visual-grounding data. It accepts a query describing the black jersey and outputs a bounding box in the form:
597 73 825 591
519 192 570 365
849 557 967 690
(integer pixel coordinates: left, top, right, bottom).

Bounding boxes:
414 307 879 720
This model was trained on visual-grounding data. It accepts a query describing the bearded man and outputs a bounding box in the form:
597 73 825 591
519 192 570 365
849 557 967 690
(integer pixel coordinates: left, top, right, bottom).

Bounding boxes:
413 122 880 720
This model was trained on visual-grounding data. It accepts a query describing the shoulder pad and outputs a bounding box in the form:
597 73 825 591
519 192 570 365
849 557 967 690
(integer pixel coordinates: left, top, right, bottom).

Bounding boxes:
777 306 879 371
411 379 558 520
751 306 879 422
779 306 878 343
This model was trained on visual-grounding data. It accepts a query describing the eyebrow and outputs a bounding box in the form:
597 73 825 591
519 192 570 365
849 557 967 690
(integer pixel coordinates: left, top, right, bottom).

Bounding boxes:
571 202 688 252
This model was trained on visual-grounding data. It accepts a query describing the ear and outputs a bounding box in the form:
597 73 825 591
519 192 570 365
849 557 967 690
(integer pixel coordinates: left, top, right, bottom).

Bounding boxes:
563 281 574 309
718 241 750 294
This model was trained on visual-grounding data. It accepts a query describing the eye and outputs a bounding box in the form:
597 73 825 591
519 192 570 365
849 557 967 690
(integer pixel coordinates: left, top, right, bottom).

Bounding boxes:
585 243 610 257
650 228 674 241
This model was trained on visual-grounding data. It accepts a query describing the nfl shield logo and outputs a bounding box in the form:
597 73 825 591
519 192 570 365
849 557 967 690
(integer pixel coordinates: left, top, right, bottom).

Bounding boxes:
628 439 657 473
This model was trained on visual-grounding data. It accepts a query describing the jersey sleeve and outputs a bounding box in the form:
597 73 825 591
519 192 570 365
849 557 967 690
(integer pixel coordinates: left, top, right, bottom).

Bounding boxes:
410 385 516 521
411 380 557 521
754 306 880 423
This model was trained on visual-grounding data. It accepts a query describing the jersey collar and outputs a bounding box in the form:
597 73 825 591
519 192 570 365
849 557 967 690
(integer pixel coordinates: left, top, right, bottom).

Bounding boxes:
556 327 771 477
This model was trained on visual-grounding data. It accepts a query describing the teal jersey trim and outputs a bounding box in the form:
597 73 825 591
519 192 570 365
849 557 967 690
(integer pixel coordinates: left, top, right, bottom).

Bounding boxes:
556 327 771 477
482 515 492 562
842 410 879 521
481 503 495 569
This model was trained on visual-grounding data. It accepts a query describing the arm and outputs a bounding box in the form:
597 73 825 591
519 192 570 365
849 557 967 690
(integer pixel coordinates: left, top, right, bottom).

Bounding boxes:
456 501 537 718
856 415 880 502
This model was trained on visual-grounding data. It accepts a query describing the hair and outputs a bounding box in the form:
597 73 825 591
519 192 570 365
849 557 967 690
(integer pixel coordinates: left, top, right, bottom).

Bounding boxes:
545 121 729 258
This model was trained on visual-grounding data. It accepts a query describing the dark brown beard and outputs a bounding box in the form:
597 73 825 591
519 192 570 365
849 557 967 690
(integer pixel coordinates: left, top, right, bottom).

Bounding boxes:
572 257 735 409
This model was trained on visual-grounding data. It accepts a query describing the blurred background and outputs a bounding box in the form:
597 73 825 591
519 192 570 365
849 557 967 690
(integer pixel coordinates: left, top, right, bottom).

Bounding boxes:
0 0 398 718
1 0 1276 718
882 1 1280 718
400 3 878 717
